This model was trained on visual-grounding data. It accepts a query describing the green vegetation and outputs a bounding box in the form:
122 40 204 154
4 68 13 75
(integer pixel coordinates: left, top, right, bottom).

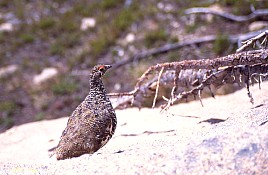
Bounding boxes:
14 0 25 20
213 34 230 55
0 116 14 129
144 29 168 48
113 7 137 32
50 33 80 55
34 112 45 121
73 3 99 17
219 0 268 15
73 0 124 17
37 17 56 30
68 48 95 68
100 0 124 10
52 77 78 95
91 34 113 56
0 101 17 128
57 11 79 32
90 3 141 56
50 41 65 55
0 101 17 115
19 33 35 43
35 12 79 35
170 36 179 43
185 23 199 34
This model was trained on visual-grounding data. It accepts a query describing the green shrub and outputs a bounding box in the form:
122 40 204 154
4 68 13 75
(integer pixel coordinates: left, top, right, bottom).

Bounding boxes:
113 8 136 32
50 41 65 55
0 101 17 114
35 112 45 121
218 0 267 15
0 101 16 128
0 116 14 128
100 0 123 10
19 33 35 43
213 34 230 55
52 78 78 95
14 0 25 20
91 36 111 56
38 17 56 30
89 2 140 56
144 29 168 48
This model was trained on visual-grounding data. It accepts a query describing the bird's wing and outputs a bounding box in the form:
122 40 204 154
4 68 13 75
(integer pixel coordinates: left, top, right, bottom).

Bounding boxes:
59 102 86 138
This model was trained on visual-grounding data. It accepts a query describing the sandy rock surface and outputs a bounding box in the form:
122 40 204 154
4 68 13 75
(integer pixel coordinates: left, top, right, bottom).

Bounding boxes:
0 83 268 175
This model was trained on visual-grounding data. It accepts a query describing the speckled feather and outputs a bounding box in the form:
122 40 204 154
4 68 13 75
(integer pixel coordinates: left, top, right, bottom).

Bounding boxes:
54 65 117 160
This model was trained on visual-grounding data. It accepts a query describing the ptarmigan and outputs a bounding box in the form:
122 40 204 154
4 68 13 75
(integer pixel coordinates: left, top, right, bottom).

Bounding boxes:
51 64 117 160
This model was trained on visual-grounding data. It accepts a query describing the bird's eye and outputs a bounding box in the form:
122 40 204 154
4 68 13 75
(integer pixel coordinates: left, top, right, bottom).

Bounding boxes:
98 66 105 72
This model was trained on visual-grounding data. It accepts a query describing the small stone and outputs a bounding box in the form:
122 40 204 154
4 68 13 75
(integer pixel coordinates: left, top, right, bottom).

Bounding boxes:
80 17 96 31
0 64 18 78
125 33 135 43
164 4 174 13
0 23 13 32
114 83 121 91
157 2 164 10
171 21 179 28
33 68 58 85
249 21 268 31
118 49 124 57
157 2 174 13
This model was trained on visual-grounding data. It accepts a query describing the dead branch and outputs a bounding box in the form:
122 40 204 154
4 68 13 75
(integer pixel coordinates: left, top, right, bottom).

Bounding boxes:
236 30 268 52
109 69 208 108
109 49 268 109
152 67 164 108
111 30 266 70
184 7 268 22
162 63 268 110
112 35 216 69
135 49 268 88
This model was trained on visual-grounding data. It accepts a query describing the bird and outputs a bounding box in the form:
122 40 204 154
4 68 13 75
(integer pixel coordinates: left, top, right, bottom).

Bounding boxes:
50 64 117 160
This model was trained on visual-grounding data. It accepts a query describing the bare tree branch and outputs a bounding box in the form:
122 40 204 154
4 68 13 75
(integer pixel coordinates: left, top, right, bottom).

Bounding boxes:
184 7 268 22
111 30 266 70
109 49 268 109
135 49 268 88
236 30 268 52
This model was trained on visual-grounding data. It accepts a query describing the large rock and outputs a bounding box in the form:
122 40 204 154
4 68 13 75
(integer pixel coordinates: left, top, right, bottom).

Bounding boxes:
0 64 18 78
33 67 58 85
0 82 267 174
0 22 13 32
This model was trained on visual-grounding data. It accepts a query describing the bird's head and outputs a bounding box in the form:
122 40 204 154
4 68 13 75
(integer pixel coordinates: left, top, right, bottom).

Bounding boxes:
91 64 112 80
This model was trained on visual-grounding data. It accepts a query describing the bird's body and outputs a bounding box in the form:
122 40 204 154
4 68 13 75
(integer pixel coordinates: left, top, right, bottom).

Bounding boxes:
53 65 116 160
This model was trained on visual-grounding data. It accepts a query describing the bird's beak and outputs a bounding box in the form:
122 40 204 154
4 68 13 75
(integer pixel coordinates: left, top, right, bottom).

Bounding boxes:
105 65 112 70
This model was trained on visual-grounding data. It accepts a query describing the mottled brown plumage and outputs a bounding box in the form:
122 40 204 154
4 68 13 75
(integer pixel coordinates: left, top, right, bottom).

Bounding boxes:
52 64 116 160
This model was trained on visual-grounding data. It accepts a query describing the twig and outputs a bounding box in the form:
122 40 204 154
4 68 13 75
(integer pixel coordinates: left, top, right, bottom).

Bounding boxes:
152 67 164 108
164 63 268 108
108 91 136 97
236 30 268 52
185 7 268 22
